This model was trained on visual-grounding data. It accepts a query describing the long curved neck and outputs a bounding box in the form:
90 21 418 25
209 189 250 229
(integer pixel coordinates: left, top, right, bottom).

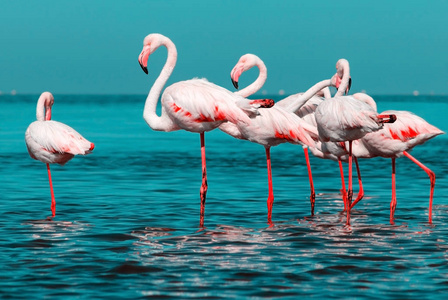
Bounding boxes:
335 60 350 97
286 79 332 112
143 39 178 131
235 61 267 98
322 87 331 99
36 93 52 121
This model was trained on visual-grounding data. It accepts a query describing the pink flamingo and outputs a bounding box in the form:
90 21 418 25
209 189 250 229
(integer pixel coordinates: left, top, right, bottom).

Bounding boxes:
229 54 351 215
220 73 338 224
314 59 397 225
346 93 444 224
25 92 94 218
137 34 274 227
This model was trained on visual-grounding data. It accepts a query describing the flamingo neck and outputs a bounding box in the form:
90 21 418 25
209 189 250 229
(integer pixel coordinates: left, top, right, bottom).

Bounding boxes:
335 60 350 97
235 61 267 98
36 92 53 121
322 87 331 99
286 79 332 113
143 38 178 132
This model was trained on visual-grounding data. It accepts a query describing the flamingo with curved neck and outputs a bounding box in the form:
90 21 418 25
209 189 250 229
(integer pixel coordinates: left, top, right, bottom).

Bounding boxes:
227 54 351 216
315 60 397 225
220 70 338 223
138 34 274 227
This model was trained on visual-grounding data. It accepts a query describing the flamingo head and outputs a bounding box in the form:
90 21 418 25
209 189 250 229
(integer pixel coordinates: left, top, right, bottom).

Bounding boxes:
138 34 167 74
335 58 351 95
230 54 260 90
36 91 54 121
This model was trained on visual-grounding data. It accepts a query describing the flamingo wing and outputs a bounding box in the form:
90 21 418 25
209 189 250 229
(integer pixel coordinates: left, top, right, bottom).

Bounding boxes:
162 79 261 129
26 120 94 156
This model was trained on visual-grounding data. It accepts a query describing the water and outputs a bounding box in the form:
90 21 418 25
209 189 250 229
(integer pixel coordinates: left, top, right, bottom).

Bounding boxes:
1 94 447 299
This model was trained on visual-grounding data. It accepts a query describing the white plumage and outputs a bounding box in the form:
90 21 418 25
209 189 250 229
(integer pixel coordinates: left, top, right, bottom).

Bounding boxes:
25 92 94 218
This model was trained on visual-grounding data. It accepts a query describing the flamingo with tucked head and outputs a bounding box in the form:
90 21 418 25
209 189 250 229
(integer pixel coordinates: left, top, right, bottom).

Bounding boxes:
347 93 444 224
314 59 397 225
25 92 94 218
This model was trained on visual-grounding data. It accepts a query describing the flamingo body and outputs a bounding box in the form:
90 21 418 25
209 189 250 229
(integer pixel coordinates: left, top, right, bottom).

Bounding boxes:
25 92 94 218
26 120 94 165
161 78 270 133
354 110 444 158
138 34 274 227
315 95 385 142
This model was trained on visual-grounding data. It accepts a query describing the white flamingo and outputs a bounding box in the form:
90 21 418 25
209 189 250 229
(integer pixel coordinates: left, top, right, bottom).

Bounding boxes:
314 59 397 225
228 54 351 216
346 93 444 224
25 92 94 218
220 69 338 223
138 33 274 227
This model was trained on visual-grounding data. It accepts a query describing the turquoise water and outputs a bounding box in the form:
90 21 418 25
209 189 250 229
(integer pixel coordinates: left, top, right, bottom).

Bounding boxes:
1 94 447 299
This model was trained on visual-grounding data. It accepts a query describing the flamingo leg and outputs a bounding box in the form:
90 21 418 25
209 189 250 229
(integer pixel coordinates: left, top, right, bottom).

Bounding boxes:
390 157 397 224
346 141 353 226
46 163 56 218
303 147 316 215
199 132 208 228
265 147 274 225
350 157 364 209
402 151 435 223
338 159 348 212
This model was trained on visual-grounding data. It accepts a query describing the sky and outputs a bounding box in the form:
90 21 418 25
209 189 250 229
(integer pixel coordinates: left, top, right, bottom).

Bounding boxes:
1 0 447 95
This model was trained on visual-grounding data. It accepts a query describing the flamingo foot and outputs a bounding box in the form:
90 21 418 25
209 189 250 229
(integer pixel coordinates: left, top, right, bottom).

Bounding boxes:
345 189 353 225
389 199 397 225
199 187 207 228
310 192 316 216
267 195 274 225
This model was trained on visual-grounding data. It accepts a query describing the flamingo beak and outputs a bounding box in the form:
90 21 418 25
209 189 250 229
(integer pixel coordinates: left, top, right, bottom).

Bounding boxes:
346 77 352 95
138 45 151 74
230 64 244 90
231 78 239 89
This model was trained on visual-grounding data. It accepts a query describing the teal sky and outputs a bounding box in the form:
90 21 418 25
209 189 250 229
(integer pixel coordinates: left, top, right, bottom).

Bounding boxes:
1 0 447 95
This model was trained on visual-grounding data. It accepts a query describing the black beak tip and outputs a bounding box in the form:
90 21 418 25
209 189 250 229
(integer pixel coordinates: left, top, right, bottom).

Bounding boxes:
139 62 148 74
231 78 239 90
389 114 397 123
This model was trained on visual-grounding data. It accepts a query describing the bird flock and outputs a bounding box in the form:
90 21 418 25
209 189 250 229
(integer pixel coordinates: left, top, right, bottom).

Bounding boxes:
25 33 444 227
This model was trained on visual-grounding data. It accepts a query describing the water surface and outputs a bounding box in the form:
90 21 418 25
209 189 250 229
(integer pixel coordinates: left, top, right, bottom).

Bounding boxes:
1 94 447 299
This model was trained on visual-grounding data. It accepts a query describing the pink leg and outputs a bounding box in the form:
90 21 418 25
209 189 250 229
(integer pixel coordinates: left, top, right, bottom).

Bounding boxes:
338 159 348 212
402 151 435 223
199 133 208 228
265 147 274 225
346 141 353 226
46 163 56 218
303 147 316 215
350 157 364 209
390 157 397 224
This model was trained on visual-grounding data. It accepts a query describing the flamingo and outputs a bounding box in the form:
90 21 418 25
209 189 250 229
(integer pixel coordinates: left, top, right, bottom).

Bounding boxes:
25 92 94 218
314 59 397 225
220 72 338 224
137 33 274 227
229 54 352 215
345 93 444 224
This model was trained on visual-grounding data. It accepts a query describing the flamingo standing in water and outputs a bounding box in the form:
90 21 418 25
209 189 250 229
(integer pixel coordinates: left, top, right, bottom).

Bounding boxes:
229 54 352 215
220 68 339 223
25 92 94 218
345 93 444 224
137 33 274 227
314 59 397 225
